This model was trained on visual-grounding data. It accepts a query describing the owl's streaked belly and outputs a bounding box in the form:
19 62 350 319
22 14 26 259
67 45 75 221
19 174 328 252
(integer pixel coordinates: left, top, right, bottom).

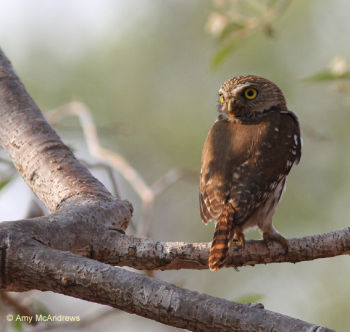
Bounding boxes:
242 177 287 232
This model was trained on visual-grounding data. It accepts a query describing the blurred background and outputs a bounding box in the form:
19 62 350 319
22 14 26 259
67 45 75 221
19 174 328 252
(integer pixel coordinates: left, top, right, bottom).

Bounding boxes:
0 0 349 331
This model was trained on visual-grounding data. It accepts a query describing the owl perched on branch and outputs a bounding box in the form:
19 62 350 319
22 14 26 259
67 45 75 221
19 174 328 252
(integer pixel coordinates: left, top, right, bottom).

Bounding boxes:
200 75 301 271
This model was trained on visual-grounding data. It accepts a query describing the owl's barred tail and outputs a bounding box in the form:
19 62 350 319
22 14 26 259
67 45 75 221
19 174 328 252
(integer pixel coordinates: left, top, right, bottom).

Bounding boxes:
208 204 235 271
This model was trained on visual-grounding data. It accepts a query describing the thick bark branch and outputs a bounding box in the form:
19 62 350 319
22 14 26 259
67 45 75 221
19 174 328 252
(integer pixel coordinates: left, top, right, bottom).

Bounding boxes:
4 241 331 332
5 214 348 271
0 212 338 330
0 47 336 330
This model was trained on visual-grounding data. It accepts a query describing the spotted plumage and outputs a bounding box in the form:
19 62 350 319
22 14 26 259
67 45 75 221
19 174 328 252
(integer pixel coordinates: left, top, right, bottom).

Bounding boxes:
200 75 301 271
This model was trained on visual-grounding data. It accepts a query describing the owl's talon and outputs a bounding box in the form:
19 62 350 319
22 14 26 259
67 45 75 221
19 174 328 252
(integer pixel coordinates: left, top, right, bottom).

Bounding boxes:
263 232 288 254
231 231 245 249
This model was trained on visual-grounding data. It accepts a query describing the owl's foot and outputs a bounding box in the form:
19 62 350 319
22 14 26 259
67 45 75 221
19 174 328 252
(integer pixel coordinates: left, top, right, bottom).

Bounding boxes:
263 231 288 253
231 229 245 249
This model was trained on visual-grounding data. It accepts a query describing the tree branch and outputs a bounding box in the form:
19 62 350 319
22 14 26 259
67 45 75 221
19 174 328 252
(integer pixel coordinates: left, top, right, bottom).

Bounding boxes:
1 209 348 273
59 225 350 271
6 242 331 332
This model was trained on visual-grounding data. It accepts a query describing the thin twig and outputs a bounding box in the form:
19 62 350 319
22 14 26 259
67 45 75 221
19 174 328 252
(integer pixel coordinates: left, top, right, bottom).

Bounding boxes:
46 103 154 236
82 161 121 199
46 103 154 205
46 103 195 238
151 168 197 196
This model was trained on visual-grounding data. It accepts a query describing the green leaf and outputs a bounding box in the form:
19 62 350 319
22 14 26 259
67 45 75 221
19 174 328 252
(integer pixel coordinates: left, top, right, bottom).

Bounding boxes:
303 70 350 82
11 319 24 332
211 40 239 69
0 177 12 191
33 303 51 317
235 293 264 304
219 22 245 41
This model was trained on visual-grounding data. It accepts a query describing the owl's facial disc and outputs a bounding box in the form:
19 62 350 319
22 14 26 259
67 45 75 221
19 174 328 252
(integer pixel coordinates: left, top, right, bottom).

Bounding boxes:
219 83 267 118
218 75 287 121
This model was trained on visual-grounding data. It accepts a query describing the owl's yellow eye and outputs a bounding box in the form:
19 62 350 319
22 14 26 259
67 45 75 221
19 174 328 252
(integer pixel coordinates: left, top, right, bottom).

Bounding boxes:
220 96 224 104
244 88 258 100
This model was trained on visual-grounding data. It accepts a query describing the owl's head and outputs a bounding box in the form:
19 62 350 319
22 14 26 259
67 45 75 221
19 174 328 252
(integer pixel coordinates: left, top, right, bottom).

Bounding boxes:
218 75 287 120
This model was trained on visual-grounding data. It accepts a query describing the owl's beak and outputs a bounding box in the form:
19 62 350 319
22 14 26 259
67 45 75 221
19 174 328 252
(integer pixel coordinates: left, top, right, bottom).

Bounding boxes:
227 99 234 117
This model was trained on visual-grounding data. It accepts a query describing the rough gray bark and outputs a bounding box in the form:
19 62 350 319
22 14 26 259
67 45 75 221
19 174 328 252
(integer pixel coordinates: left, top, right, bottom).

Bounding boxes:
7 242 332 332
92 227 350 270
0 48 335 331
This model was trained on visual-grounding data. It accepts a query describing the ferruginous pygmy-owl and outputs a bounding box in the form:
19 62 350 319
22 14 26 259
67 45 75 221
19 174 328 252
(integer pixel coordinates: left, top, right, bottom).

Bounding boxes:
200 75 301 271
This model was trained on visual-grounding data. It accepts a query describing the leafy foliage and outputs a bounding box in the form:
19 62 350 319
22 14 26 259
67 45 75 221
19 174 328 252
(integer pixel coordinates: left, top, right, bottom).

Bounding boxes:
11 319 24 332
0 176 12 191
304 56 350 82
207 0 292 68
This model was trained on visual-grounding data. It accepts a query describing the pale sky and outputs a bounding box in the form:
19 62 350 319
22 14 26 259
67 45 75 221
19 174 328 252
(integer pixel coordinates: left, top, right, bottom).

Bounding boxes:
0 0 148 62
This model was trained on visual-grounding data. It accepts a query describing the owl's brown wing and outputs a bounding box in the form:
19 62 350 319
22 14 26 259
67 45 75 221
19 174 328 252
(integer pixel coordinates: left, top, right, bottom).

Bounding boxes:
280 110 301 164
200 110 301 225
200 118 249 223
229 110 301 225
